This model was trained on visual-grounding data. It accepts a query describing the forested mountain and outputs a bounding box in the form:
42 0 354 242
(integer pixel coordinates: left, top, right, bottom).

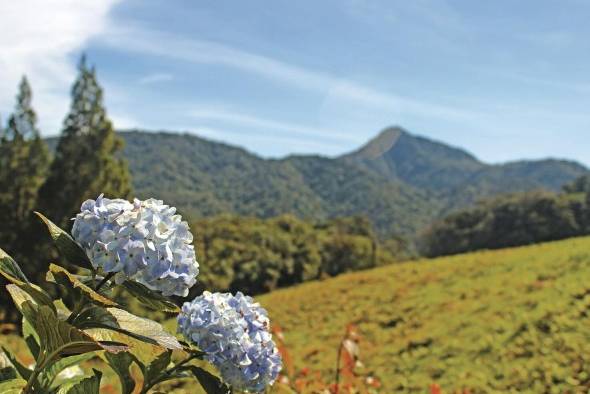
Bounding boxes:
48 127 587 239
118 128 587 238
343 127 587 212
121 131 440 238
341 127 485 191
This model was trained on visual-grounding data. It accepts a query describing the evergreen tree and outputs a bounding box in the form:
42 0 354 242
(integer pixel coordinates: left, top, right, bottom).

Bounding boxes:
38 56 132 229
0 77 50 321
0 77 50 255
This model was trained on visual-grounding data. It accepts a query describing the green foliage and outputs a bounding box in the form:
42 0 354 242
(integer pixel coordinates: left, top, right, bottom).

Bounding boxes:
121 281 180 313
0 77 50 321
38 56 132 230
0 212 237 393
259 236 590 392
563 174 590 194
35 212 93 269
193 214 391 295
420 190 590 257
103 352 136 394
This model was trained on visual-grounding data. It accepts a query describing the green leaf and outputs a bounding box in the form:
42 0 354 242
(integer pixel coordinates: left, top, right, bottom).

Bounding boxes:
0 247 29 285
56 369 102 394
6 283 56 314
185 366 231 394
23 316 40 356
75 306 181 350
20 302 128 366
25 335 40 361
0 366 17 381
41 353 95 389
0 378 26 394
103 352 137 394
46 264 117 307
144 350 171 386
1 347 32 380
34 211 93 270
122 280 180 313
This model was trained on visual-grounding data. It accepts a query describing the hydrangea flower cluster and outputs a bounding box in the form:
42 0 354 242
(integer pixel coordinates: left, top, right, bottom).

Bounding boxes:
71 195 199 296
177 291 282 392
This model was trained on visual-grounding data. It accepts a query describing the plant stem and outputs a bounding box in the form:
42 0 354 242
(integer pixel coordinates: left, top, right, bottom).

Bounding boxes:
140 353 199 394
22 359 43 393
164 353 199 375
67 272 114 324
66 299 85 324
95 271 115 291
23 370 40 393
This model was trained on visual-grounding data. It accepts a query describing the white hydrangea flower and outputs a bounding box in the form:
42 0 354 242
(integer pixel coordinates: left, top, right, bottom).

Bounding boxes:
71 195 199 296
177 291 282 392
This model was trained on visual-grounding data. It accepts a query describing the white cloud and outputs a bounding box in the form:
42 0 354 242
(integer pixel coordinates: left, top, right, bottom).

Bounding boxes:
138 73 174 85
0 0 122 135
99 27 483 124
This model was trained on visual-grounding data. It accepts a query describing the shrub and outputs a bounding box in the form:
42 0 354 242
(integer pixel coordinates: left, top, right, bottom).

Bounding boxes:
0 196 281 393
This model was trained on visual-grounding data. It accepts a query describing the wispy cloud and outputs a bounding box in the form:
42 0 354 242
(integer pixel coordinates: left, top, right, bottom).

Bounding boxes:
192 126 341 154
138 72 174 85
188 107 360 143
99 27 483 124
0 0 122 135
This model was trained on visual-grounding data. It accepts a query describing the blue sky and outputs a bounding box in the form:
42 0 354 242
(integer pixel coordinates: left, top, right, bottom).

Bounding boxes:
1 1 589 165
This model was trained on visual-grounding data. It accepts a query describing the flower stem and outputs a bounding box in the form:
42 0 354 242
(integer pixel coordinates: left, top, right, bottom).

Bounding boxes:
23 369 40 393
95 271 115 291
140 353 199 394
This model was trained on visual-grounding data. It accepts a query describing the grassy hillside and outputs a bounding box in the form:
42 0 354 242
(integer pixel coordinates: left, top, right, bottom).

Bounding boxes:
3 237 590 392
259 236 590 393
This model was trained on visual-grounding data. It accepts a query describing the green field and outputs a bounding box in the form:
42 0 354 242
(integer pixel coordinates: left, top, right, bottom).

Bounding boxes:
259 236 590 393
3 236 590 393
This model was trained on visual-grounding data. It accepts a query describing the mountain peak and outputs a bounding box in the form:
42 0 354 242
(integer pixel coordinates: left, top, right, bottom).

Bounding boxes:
342 126 485 190
353 126 407 159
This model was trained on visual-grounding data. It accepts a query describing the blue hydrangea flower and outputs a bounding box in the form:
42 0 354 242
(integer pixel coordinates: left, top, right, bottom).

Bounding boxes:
71 195 199 296
177 291 282 392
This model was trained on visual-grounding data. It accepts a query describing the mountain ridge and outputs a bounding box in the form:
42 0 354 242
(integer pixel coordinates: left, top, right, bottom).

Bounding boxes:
46 127 588 239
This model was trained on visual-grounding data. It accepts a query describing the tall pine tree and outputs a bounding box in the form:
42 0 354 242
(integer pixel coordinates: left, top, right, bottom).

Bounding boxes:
0 77 50 321
38 56 132 229
0 77 50 255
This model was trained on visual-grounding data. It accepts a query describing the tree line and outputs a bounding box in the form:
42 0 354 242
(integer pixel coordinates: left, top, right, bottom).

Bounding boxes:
190 215 396 296
419 177 590 257
0 57 131 321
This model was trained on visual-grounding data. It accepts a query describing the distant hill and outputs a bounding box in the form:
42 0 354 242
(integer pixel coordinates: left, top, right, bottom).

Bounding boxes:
121 131 440 238
341 127 485 192
343 126 587 211
48 127 588 239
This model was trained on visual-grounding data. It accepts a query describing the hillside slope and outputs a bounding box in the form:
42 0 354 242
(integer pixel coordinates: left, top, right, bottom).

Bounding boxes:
120 129 587 238
122 131 440 237
260 236 590 392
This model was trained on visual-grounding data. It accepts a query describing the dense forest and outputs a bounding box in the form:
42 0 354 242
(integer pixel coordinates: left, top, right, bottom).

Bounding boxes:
420 176 590 257
119 128 587 241
191 215 401 295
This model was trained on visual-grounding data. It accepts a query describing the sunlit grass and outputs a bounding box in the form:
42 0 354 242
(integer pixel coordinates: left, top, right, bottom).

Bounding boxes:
259 236 590 393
